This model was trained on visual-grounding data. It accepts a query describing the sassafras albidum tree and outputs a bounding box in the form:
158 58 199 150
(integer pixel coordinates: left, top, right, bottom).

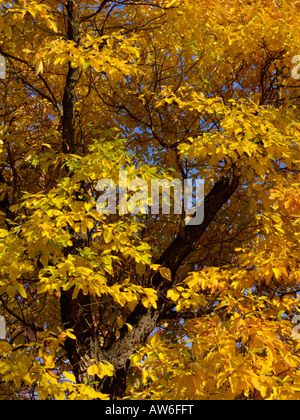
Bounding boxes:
1 0 300 400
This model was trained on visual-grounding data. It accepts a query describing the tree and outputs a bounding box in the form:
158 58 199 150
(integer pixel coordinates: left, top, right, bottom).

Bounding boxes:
0 0 300 400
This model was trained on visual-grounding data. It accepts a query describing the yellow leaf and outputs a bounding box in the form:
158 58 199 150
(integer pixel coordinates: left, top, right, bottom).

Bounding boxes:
0 340 12 354
44 354 55 368
87 364 99 376
66 330 76 340
166 0 178 6
159 267 172 281
40 250 49 266
81 221 87 234
116 317 124 328
16 285 27 299
35 59 43 76
150 332 160 348
0 229 8 238
72 286 80 300
260 385 268 399
167 289 180 301
86 218 94 230
100 361 114 378
229 375 239 395
125 323 133 333
64 372 76 383
23 373 33 385
103 230 113 244
54 391 65 400
136 261 146 275
272 267 282 280
142 297 150 308
6 285 16 298
9 262 20 281
48 19 58 33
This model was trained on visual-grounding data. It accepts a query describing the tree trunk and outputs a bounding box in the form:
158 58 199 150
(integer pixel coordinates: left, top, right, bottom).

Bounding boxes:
60 288 102 384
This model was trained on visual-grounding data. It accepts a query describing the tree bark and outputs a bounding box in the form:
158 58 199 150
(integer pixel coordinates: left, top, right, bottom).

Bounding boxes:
60 288 102 384
61 0 81 154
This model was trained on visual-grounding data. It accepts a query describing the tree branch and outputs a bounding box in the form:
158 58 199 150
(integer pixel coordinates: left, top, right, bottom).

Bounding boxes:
80 0 110 22
0 49 62 117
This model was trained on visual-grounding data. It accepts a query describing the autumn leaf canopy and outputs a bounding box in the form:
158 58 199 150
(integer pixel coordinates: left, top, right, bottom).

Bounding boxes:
0 0 300 400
